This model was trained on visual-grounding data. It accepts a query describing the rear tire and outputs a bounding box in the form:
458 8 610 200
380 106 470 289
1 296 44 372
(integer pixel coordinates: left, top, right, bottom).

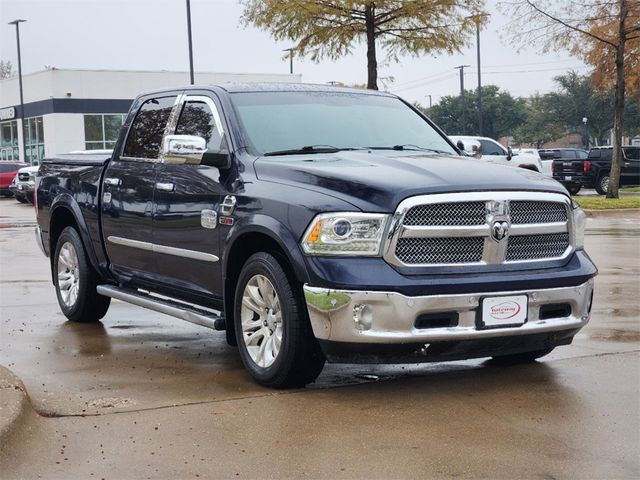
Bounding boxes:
234 252 325 388
595 174 610 195
490 347 554 365
566 184 581 195
16 195 28 204
53 227 110 323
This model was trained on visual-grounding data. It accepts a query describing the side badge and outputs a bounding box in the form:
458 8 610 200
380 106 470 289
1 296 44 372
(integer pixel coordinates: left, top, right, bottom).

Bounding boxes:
201 209 217 229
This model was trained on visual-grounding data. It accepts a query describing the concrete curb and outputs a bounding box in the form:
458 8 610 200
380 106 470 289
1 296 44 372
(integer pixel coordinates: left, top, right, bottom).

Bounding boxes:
0 366 32 450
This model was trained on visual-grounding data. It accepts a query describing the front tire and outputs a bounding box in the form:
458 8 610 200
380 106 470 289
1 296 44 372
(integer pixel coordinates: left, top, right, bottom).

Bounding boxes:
15 195 28 204
53 227 110 323
234 252 325 388
595 174 610 195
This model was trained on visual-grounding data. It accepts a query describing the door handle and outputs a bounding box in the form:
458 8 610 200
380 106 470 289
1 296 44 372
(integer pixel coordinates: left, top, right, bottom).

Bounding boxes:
104 177 121 186
155 182 175 192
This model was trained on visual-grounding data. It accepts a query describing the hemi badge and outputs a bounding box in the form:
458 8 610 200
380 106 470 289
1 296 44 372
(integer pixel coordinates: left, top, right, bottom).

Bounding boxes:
219 217 234 226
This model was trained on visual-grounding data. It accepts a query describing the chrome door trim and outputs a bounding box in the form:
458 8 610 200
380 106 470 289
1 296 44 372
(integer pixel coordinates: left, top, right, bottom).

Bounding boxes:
155 182 175 192
107 236 219 263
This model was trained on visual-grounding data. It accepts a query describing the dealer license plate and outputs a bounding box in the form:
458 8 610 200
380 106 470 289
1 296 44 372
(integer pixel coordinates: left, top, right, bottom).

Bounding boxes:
480 295 528 328
564 175 572 181
17 184 23 190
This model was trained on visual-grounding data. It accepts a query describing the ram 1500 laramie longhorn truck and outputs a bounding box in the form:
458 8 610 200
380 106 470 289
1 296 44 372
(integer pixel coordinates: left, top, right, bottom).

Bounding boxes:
35 84 597 388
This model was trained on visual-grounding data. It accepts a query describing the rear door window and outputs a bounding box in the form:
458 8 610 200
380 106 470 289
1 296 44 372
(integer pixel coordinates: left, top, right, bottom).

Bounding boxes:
123 96 176 159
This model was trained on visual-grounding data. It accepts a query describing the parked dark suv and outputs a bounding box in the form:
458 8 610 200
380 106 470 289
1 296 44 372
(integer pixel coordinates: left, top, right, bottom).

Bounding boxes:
542 148 588 195
552 146 640 195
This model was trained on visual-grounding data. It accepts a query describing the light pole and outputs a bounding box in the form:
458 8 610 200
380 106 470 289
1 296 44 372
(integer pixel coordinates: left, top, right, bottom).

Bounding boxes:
454 65 470 134
425 94 432 109
8 19 27 163
185 0 194 84
476 20 482 136
582 117 589 150
283 48 295 74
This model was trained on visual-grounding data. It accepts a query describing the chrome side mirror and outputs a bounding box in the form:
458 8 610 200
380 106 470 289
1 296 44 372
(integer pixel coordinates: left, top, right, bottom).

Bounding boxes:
457 139 482 159
163 135 207 164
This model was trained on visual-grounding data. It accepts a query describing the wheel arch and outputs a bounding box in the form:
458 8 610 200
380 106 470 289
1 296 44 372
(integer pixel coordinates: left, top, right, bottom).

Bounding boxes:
222 216 311 345
49 195 100 280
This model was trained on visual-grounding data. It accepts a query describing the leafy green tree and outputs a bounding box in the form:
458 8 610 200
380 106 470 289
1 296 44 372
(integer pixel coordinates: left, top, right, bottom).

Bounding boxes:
514 94 563 148
423 85 527 140
544 72 614 146
241 0 486 90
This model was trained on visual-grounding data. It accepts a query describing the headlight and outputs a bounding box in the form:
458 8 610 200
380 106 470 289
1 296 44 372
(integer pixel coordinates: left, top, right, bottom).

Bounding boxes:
571 201 586 249
301 212 390 256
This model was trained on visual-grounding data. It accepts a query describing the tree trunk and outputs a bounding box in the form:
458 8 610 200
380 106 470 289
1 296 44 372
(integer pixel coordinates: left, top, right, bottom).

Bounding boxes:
365 4 378 90
607 0 628 199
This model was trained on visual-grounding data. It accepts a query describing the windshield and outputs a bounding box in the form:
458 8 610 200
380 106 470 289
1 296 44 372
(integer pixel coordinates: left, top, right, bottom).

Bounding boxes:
229 91 457 156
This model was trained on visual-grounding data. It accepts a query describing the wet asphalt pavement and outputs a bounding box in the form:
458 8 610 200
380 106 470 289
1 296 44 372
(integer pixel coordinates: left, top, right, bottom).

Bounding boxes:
0 198 639 479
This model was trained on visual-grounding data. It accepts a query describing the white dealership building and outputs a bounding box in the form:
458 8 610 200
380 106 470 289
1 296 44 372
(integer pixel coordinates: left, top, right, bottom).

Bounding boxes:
0 69 301 164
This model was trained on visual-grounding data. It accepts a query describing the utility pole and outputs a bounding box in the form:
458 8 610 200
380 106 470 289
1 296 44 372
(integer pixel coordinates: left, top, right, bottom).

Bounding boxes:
185 0 194 84
454 65 470 134
425 94 432 109
8 19 27 163
283 48 295 74
476 21 483 136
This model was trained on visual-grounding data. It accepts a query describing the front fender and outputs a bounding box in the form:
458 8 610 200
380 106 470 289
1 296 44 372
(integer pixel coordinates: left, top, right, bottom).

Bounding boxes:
223 213 311 284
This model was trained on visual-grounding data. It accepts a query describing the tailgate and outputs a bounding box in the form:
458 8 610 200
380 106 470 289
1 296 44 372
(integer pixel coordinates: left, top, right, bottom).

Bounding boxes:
553 159 584 178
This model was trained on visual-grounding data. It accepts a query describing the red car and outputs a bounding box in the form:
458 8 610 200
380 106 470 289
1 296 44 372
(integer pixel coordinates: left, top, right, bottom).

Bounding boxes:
0 162 28 197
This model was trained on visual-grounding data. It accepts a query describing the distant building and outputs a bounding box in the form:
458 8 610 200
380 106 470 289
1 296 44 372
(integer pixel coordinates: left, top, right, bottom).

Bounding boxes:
0 69 301 164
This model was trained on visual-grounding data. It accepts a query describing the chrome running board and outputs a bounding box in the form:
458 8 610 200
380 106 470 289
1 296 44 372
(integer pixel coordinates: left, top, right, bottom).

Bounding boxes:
96 285 226 331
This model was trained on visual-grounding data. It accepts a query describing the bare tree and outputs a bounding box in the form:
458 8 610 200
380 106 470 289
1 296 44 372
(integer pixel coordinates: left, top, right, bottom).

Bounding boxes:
502 0 640 198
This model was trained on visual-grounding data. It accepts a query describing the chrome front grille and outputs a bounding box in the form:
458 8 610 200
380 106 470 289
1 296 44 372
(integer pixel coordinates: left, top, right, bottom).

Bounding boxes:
403 202 485 226
396 237 485 264
510 201 567 224
385 192 573 267
506 233 570 262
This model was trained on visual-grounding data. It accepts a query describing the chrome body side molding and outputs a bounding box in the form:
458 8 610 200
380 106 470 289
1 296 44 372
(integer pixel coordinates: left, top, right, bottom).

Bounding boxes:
107 236 219 262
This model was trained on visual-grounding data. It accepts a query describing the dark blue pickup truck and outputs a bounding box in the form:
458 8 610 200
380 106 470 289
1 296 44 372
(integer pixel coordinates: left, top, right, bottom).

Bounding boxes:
35 84 597 387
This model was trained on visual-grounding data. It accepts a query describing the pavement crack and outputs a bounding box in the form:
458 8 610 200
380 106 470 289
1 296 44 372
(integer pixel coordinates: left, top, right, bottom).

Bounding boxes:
34 389 306 418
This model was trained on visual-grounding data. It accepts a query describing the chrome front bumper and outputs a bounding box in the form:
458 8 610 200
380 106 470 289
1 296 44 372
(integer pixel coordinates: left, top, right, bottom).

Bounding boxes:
303 280 593 344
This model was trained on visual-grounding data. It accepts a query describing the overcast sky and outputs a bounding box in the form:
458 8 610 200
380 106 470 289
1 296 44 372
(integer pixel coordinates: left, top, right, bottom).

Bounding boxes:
1 0 589 105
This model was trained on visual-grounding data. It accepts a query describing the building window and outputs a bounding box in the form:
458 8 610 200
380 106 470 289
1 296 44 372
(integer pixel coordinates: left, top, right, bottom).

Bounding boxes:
84 114 126 150
0 120 20 161
23 116 45 165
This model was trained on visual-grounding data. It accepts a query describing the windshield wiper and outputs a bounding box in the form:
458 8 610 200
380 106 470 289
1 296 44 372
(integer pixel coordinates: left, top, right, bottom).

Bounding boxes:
264 145 358 156
367 144 451 154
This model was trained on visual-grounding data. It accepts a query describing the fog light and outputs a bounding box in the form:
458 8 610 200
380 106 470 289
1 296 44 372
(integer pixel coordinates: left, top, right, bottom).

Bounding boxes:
353 304 373 330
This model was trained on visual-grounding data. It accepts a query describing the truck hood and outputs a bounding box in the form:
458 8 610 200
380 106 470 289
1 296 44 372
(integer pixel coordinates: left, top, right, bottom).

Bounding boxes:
254 150 567 212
